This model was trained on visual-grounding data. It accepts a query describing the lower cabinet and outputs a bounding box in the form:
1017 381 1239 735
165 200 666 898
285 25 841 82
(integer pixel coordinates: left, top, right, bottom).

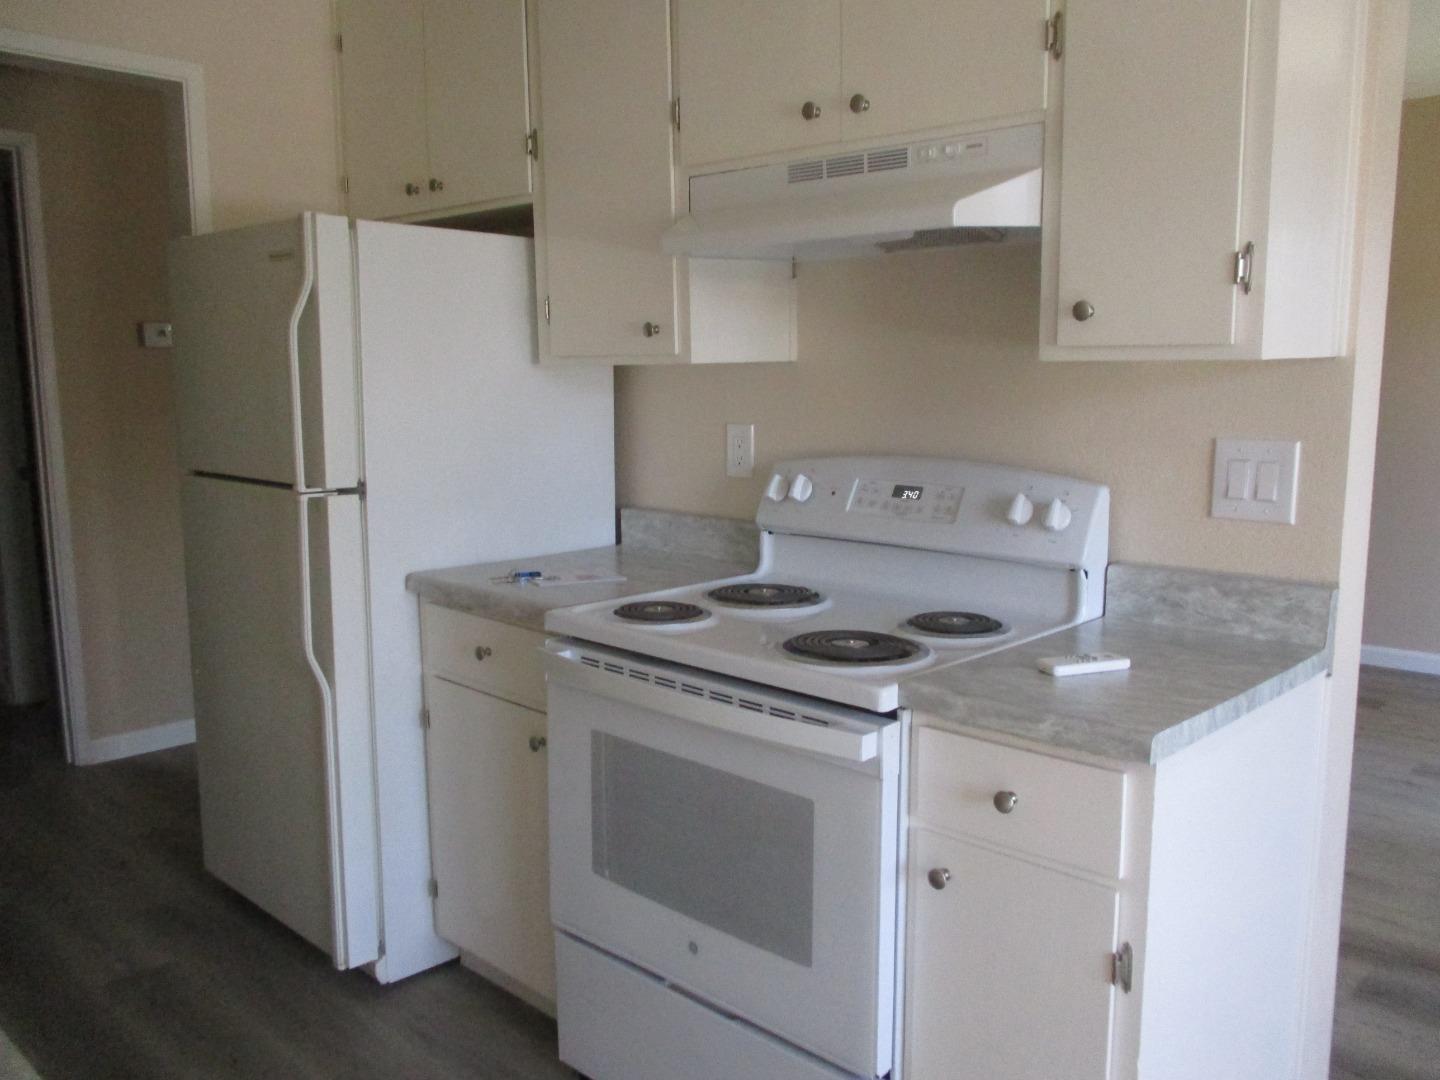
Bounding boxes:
905 828 1119 1080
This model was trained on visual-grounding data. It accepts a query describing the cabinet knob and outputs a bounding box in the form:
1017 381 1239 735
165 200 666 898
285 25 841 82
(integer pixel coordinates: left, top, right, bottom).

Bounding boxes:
528 735 548 753
927 867 952 890
1072 300 1096 322
474 645 493 661
849 93 871 114
643 321 663 338
801 100 822 121
429 177 445 192
993 790 1019 814
405 182 422 196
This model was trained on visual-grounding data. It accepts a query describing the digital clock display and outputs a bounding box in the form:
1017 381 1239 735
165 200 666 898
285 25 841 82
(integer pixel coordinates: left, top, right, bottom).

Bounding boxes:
892 485 924 501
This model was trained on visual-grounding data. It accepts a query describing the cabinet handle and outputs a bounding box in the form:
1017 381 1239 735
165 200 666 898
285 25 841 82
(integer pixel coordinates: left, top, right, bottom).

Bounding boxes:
474 645 493 661
1072 300 1095 322
404 182 422 196
927 867 952 890
528 735 548 753
993 790 1018 814
801 100 822 121
643 321 663 338
849 93 871 114
429 177 445 192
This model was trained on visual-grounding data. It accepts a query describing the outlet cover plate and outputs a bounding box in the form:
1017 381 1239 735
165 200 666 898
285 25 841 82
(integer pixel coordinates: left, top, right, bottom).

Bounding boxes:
1211 438 1300 524
726 423 755 478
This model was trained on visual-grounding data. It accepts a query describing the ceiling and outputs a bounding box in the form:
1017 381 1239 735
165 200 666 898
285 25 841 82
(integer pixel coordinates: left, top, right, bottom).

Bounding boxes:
1408 0 1440 98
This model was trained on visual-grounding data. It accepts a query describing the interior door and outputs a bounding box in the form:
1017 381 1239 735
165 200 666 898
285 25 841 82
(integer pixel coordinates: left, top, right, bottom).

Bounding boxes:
674 0 842 167
840 0 1050 143
338 0 430 219
1054 0 1251 347
534 0 681 358
180 476 378 968
422 0 532 207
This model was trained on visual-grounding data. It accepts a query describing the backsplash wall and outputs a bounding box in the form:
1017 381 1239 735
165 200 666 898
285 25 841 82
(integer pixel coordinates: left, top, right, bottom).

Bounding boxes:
616 243 1354 583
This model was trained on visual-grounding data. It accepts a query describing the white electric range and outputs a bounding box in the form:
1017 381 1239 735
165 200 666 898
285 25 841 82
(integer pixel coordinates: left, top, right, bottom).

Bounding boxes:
542 456 1110 1080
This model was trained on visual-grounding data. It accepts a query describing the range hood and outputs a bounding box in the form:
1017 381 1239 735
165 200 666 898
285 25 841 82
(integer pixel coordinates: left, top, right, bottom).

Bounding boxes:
663 124 1043 262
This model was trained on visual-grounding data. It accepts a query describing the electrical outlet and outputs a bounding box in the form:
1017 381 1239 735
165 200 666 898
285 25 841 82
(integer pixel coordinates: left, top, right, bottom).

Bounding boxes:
1211 438 1300 523
138 321 174 348
726 423 755 478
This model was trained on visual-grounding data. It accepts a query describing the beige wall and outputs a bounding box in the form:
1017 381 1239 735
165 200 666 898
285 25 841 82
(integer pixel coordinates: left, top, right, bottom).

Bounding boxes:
0 66 194 736
1362 95 1440 654
619 244 1354 582
0 0 342 230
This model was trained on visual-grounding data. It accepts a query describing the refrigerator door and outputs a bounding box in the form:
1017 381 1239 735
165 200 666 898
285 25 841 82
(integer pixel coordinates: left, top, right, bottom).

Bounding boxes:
180 474 378 968
170 213 360 490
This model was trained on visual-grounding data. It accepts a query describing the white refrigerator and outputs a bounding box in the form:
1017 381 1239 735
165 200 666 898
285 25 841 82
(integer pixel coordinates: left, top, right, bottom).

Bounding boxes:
170 213 614 982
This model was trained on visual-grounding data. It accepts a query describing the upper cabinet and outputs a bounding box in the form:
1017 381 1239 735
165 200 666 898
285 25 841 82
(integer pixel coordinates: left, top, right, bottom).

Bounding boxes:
338 0 532 220
1040 0 1362 360
674 0 1051 169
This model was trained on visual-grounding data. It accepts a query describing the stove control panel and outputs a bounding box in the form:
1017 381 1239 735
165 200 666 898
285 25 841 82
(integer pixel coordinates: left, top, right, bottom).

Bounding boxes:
849 478 964 524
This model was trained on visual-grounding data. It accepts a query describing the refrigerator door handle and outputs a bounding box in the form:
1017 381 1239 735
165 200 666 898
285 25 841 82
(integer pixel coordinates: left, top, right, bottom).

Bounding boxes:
297 491 351 968
286 219 318 493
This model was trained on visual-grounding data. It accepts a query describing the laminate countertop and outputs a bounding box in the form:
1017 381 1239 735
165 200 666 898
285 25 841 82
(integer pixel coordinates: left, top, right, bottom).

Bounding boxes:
406 545 751 634
901 615 1330 766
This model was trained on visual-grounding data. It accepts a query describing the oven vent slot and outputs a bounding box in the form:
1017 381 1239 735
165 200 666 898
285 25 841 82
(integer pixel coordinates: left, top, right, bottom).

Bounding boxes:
581 655 601 668
653 676 677 690
737 698 764 712
708 690 734 705
603 662 625 675
768 707 796 720
628 669 651 683
800 715 832 727
680 683 705 697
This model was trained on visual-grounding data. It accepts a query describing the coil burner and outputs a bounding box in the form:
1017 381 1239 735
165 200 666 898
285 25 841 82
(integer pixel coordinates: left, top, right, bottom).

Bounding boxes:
707 583 823 608
905 611 1005 637
782 630 924 665
613 601 710 624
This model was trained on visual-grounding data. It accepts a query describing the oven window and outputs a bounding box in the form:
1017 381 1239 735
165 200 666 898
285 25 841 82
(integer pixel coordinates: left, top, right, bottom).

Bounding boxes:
591 733 815 967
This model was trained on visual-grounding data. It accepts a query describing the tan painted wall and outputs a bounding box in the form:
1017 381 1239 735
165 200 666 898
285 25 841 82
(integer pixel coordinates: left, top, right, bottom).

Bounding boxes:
0 67 194 736
1362 95 1440 654
0 0 343 229
619 244 1354 582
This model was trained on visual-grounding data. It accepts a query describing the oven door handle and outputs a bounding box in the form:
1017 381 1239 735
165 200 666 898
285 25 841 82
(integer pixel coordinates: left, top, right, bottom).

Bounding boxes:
544 650 881 764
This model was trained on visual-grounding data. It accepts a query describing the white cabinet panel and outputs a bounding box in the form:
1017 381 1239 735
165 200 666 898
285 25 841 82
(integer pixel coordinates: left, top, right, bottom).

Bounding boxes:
425 674 555 1002
423 0 532 206
338 0 430 220
534 0 680 358
675 0 842 167
840 0 1050 143
906 829 1119 1080
1053 0 1251 349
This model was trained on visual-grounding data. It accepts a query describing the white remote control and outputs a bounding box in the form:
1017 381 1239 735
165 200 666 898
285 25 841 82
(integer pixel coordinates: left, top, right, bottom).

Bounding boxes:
1037 652 1131 677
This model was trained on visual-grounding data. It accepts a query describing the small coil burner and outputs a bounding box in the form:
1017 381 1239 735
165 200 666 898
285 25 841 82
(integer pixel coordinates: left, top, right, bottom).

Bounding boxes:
783 630 923 665
707 583 823 608
614 601 709 624
905 611 1005 637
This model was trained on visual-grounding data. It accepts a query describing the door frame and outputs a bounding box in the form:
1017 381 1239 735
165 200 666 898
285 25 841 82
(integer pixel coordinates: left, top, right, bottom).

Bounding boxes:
0 30 212 764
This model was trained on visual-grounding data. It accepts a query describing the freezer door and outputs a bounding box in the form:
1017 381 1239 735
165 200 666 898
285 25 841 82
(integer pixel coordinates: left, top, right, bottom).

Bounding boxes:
180 475 378 967
170 214 360 490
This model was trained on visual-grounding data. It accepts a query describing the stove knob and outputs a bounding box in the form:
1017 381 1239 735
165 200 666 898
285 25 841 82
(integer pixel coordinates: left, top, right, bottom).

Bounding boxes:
765 472 789 502
789 473 815 503
1006 492 1034 526
1042 498 1073 532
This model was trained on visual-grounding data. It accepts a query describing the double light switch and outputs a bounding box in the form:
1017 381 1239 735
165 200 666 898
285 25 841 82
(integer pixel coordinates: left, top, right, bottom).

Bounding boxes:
1211 439 1300 524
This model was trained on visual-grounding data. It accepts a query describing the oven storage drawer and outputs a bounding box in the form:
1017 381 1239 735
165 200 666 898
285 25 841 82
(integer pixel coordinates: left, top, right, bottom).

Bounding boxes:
420 603 546 711
556 934 861 1080
912 727 1125 878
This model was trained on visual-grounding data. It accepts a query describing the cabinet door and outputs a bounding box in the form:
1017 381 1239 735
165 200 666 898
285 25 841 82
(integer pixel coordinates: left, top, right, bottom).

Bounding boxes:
1053 0 1250 348
906 829 1119 1080
422 0 532 207
425 675 555 1001
534 0 680 359
675 0 842 167
840 0 1050 143
338 0 430 220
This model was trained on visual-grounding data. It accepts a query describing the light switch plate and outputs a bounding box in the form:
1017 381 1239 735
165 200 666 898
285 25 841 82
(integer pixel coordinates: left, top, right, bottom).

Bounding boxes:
1211 438 1300 524
725 423 755 478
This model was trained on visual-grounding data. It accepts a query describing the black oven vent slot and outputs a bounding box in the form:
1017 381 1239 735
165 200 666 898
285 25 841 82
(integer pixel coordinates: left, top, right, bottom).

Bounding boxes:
628 669 651 683
800 715 832 727
737 698 764 712
603 662 625 675
680 683 704 696
708 691 734 705
653 676 677 690
768 707 795 720
581 655 601 668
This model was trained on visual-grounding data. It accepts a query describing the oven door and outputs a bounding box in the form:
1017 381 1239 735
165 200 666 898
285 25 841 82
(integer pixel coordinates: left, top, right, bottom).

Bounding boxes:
544 639 901 1077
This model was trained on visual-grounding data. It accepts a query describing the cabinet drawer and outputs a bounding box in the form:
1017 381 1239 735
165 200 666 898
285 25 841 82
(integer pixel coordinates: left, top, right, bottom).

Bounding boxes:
913 727 1125 878
421 604 546 711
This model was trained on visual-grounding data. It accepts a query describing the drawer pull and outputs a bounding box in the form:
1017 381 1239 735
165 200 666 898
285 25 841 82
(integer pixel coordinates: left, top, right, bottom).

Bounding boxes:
474 645 493 661
993 790 1018 814
528 735 548 753
927 867 951 890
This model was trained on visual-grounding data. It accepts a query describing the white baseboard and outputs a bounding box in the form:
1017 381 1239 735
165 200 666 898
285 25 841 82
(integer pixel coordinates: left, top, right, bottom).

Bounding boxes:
1360 645 1440 676
77 718 196 765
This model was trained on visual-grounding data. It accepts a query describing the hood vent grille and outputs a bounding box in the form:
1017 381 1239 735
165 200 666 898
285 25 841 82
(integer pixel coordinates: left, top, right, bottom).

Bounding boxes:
787 145 912 185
